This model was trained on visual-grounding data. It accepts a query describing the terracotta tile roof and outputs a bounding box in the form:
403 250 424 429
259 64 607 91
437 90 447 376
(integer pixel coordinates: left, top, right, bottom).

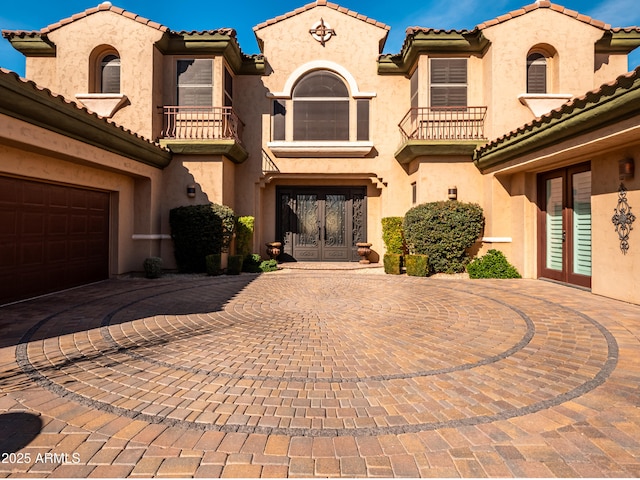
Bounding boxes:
475 1 611 30
253 0 390 31
0 67 168 151
3 2 170 37
475 66 640 158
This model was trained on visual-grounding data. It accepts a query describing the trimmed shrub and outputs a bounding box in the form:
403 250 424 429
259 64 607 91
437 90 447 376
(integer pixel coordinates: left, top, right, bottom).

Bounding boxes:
236 216 254 258
242 253 263 273
383 253 403 275
227 255 243 275
169 203 236 273
467 249 522 279
205 254 222 276
403 201 484 274
381 217 405 255
143 257 163 279
405 254 429 277
259 259 279 272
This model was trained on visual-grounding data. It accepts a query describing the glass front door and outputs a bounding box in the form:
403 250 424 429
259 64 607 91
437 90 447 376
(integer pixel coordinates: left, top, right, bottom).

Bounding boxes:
277 187 366 261
538 164 591 287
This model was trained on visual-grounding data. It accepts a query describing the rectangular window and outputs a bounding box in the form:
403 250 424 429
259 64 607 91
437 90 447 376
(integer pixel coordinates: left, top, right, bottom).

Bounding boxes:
430 58 467 107
357 99 369 141
293 100 349 141
410 69 419 109
177 59 213 106
224 66 233 107
272 100 286 141
411 182 417 205
572 171 592 276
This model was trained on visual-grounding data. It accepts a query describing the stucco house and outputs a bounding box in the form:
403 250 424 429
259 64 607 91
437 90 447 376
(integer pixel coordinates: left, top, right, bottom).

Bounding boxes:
1 1 640 304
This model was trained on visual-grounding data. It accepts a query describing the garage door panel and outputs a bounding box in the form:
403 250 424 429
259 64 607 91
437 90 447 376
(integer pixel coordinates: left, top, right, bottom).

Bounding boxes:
0 176 110 304
49 215 68 235
22 183 46 206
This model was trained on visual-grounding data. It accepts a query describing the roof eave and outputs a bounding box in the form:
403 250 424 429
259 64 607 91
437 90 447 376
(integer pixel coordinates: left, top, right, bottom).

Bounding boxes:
474 77 640 172
3 33 56 57
595 30 640 54
378 30 490 75
156 31 265 75
0 70 171 169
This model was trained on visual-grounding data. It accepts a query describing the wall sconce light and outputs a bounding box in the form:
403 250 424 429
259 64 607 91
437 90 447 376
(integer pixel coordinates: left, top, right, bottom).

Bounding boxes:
448 186 458 201
619 158 635 181
186 184 196 198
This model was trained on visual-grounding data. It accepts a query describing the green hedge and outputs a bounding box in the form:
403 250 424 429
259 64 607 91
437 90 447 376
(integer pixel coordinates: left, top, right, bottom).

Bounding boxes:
403 201 484 274
169 203 235 273
143 257 163 279
381 217 405 255
467 249 521 279
383 253 403 275
205 254 223 276
236 216 254 258
405 254 429 277
227 255 243 275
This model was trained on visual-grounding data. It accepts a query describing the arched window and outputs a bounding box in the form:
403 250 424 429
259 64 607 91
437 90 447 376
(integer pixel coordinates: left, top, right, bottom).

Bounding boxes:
99 53 121 94
293 71 349 141
527 53 547 94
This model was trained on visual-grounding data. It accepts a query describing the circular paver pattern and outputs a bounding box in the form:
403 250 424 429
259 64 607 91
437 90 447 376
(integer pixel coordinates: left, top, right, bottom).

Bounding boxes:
17 273 616 438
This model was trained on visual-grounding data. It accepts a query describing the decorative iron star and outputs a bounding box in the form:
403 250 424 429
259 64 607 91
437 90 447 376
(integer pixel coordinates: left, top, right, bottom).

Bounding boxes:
309 18 335 46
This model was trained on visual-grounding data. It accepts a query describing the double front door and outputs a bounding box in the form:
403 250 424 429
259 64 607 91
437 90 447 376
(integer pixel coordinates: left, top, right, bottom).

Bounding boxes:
538 164 592 288
277 187 366 261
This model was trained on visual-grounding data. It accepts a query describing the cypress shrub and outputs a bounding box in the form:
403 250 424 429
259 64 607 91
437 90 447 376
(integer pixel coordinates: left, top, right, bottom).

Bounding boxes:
236 216 254 258
169 203 235 273
227 255 243 275
381 217 405 255
205 254 222 276
405 254 429 277
403 201 484 274
467 249 522 279
383 253 403 275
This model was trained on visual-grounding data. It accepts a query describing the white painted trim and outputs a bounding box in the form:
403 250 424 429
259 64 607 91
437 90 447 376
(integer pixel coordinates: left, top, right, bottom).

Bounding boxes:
267 60 376 99
482 237 513 243
132 234 172 240
267 141 374 157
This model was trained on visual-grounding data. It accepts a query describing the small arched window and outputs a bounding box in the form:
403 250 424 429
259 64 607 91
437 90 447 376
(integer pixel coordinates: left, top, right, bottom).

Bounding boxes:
100 54 121 94
293 71 349 141
527 53 547 94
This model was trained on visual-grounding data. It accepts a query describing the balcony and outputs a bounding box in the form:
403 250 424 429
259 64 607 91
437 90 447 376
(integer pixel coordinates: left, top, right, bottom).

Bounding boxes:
395 106 487 164
160 106 248 163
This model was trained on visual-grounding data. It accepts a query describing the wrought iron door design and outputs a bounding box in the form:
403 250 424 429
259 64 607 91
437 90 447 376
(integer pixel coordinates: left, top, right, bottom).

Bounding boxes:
277 187 366 261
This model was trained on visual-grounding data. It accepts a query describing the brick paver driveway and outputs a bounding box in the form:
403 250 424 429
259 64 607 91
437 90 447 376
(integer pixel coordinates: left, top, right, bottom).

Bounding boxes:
1 268 639 477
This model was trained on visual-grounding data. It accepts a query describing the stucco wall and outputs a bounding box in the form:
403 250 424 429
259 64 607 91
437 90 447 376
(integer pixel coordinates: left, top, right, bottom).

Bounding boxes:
0 113 165 275
592 153 640 304
33 11 165 140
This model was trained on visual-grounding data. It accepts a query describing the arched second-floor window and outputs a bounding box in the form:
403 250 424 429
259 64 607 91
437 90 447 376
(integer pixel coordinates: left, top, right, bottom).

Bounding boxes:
292 71 349 141
527 52 547 94
99 53 121 94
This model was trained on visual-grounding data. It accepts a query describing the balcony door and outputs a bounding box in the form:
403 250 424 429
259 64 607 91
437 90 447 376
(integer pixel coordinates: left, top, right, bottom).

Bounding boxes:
538 164 592 288
277 187 366 261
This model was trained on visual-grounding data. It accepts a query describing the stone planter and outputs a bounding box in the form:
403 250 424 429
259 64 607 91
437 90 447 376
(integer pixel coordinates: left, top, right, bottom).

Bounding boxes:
265 242 282 260
356 242 372 264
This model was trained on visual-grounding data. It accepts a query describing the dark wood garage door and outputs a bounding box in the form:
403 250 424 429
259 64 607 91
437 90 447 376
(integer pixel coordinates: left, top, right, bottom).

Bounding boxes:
0 176 110 304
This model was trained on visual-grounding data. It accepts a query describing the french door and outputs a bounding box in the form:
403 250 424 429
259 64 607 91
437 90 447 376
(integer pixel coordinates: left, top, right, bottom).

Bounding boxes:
277 187 366 261
538 163 592 288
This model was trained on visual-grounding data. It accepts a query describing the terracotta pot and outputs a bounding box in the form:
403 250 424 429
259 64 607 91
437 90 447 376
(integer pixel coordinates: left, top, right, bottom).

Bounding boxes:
356 242 372 264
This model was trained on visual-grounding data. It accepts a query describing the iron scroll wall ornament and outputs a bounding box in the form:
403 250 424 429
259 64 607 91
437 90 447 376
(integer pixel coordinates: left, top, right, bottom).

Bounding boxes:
612 183 636 254
309 18 335 46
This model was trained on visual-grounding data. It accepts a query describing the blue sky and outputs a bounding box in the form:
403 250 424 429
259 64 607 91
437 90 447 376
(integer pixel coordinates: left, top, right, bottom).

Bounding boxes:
1 0 639 77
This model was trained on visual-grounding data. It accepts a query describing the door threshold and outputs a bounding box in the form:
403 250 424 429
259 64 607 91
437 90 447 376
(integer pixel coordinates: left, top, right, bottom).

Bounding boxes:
539 277 591 292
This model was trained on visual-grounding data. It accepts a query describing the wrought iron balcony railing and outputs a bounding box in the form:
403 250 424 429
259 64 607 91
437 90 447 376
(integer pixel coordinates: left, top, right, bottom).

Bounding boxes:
398 106 487 141
162 106 244 142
